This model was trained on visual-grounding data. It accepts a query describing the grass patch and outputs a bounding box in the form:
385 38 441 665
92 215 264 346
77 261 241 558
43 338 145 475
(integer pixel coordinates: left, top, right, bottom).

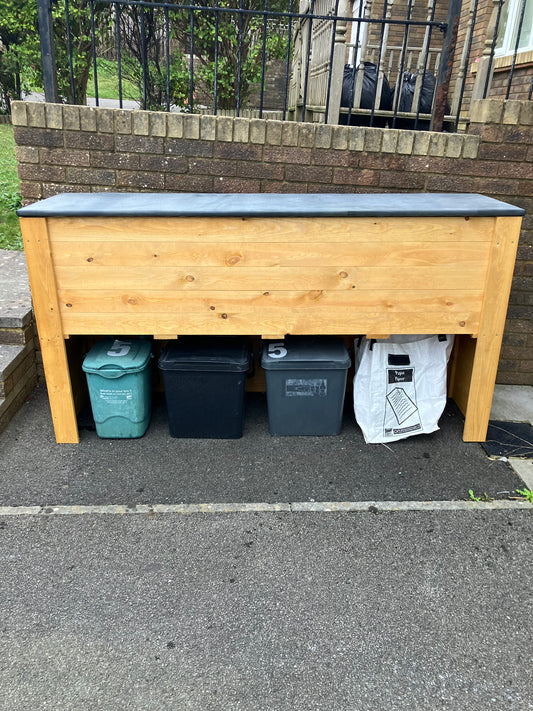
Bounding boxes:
0 124 23 251
29 59 139 103
88 58 138 102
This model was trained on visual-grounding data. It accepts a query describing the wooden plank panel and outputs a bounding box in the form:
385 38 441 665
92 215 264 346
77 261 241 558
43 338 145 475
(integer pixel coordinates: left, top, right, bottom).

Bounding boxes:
57 288 484 315
461 216 522 441
50 240 490 268
19 217 79 444
60 310 478 337
448 334 476 415
54 265 487 291
47 216 495 244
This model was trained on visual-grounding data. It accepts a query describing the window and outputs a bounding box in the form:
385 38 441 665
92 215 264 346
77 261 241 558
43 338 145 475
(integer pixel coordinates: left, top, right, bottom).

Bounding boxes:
495 0 533 57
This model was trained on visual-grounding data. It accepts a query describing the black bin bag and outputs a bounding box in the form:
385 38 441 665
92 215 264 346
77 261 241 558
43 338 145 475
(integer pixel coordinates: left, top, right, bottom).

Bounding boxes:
393 70 451 131
339 62 392 127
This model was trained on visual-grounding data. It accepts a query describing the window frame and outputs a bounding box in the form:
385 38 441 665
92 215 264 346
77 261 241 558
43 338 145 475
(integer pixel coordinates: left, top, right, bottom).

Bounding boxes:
494 0 533 59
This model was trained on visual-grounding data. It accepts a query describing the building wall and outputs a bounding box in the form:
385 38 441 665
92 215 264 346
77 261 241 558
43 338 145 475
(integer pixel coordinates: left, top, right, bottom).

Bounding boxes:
11 98 533 384
489 63 533 100
454 0 532 112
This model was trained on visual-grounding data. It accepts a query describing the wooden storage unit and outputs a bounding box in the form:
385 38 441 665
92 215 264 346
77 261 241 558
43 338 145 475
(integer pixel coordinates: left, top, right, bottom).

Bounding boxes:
18 192 524 444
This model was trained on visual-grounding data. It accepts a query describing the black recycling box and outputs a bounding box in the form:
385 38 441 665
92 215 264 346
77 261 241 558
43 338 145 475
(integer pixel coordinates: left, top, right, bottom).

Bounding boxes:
261 337 351 436
158 337 251 438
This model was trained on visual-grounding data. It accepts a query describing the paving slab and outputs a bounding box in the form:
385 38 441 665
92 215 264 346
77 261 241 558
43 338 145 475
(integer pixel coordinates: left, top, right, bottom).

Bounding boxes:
491 385 533 426
0 249 32 328
0 343 25 383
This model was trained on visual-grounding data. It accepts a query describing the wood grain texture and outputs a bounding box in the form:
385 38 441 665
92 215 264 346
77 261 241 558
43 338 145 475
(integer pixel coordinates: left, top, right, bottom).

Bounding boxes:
50 240 489 268
53 265 487 292
47 215 494 244
461 216 522 441
56 289 483 314
59 311 477 337
20 217 79 443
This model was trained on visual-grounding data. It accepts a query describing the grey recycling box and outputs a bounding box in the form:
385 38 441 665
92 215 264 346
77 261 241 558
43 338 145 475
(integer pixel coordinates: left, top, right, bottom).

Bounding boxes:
261 337 351 436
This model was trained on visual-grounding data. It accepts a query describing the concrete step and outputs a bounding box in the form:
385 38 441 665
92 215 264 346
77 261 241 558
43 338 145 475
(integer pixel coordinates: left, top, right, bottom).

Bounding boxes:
0 342 38 433
0 250 38 433
0 250 34 344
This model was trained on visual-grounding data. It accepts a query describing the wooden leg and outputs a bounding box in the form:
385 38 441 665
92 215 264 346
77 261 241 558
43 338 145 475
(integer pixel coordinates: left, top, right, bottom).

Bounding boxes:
458 216 522 442
449 335 475 416
460 337 497 442
39 333 79 444
66 336 90 416
20 218 79 443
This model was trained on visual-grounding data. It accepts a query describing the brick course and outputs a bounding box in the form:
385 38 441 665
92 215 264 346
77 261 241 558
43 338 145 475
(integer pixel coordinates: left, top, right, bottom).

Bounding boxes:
12 98 533 384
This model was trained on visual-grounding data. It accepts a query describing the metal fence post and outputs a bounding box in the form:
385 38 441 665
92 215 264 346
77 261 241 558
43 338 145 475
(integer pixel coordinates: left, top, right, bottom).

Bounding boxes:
37 0 59 103
431 0 462 132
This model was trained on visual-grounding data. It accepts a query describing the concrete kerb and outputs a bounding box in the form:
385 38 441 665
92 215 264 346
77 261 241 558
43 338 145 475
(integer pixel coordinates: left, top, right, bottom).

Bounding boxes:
0 500 531 517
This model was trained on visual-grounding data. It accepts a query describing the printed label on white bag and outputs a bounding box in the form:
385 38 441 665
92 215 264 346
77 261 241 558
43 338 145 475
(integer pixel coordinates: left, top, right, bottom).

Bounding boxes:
285 378 327 397
388 368 413 384
383 368 421 437
386 387 418 424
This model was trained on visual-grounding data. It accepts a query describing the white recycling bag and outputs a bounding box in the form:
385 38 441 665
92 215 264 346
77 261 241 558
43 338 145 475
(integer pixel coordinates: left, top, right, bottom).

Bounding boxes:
353 335 454 444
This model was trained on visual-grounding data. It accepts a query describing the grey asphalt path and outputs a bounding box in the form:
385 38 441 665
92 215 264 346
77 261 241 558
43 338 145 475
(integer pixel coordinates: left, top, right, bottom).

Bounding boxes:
24 92 140 111
1 509 532 711
0 383 527 507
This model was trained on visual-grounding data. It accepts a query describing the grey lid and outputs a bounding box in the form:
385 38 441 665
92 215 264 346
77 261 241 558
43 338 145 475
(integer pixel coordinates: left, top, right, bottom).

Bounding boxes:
262 337 351 371
159 337 251 372
17 192 525 218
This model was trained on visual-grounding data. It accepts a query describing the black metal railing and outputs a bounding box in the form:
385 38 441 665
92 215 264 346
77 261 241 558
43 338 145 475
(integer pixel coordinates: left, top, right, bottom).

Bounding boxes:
486 0 533 101
33 0 532 131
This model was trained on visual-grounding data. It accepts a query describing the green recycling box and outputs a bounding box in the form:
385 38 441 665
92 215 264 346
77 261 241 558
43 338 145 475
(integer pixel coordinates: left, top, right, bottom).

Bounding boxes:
82 338 152 438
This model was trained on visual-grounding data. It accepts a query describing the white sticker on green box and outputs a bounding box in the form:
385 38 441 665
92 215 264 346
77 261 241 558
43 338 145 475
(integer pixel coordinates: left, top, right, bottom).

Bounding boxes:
99 388 134 404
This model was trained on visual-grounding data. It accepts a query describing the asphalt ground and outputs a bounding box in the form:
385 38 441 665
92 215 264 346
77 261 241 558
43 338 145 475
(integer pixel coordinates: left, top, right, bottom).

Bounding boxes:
1 509 532 711
1 384 532 710
0 383 527 507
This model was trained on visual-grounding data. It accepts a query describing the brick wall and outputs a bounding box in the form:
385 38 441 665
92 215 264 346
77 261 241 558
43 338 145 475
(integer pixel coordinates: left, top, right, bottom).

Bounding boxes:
11 98 532 384
490 64 533 101
467 100 533 384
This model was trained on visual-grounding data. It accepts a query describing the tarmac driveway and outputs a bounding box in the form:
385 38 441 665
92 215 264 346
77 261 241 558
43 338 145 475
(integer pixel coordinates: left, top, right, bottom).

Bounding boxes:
0 384 531 710
0 509 532 711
